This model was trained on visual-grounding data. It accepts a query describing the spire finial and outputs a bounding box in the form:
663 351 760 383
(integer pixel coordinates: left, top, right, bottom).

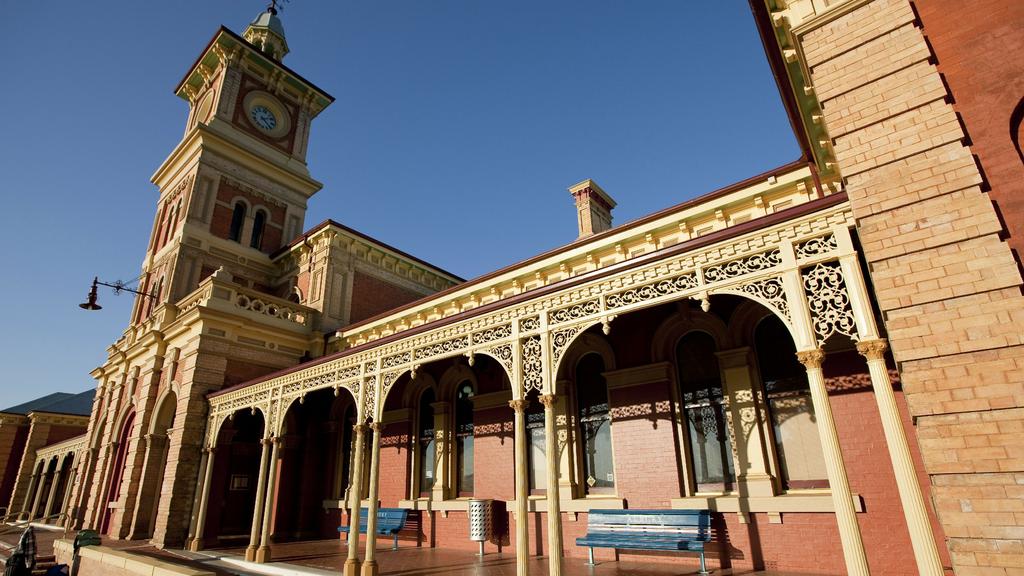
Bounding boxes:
244 1 290 60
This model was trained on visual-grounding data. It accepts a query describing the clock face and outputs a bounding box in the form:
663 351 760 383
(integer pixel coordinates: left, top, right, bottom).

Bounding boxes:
250 105 277 131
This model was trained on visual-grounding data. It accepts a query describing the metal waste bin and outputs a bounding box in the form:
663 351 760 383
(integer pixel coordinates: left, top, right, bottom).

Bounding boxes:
468 498 493 556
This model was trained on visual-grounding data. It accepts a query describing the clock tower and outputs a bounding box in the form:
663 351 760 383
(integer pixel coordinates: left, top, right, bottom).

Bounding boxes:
130 6 334 326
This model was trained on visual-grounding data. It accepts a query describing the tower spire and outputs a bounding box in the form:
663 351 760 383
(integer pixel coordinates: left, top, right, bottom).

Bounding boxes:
244 3 289 60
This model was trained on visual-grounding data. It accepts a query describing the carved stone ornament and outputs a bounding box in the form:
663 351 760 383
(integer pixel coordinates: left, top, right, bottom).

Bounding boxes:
508 399 529 413
856 338 888 361
796 349 825 369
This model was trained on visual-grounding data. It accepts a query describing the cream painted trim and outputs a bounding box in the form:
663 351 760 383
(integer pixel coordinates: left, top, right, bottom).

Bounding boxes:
603 362 673 390
671 492 864 514
341 165 816 344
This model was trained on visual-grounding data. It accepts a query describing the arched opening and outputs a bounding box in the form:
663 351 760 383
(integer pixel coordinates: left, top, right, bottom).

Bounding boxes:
204 409 264 547
228 201 246 242
102 411 136 534
677 330 735 493
48 454 75 523
274 388 352 541
575 353 614 494
138 391 177 538
416 387 436 496
755 315 827 489
454 380 475 496
250 210 266 250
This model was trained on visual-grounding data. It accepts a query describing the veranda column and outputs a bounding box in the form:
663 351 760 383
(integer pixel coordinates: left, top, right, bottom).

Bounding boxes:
858 339 944 575
361 422 383 576
18 469 41 520
246 437 273 561
255 437 282 563
509 399 529 576
28 466 50 521
835 235 944 576
43 461 63 522
344 423 368 576
797 349 870 576
539 394 562 576
188 447 216 551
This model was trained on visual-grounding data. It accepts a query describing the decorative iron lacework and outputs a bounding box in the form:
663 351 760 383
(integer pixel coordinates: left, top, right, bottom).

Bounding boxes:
363 375 377 419
803 262 857 345
605 273 698 309
364 361 376 373
488 343 514 376
795 233 838 260
703 249 782 283
338 365 361 380
472 324 511 345
551 324 586 368
548 299 600 325
382 352 411 370
415 335 470 360
521 335 544 393
382 371 402 397
519 316 540 332
736 276 791 322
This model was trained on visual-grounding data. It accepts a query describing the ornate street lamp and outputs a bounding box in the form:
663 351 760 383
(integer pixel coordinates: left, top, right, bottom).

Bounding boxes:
79 277 153 311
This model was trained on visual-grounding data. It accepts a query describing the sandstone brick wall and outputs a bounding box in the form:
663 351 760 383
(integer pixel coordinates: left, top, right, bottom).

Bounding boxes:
798 1 1024 572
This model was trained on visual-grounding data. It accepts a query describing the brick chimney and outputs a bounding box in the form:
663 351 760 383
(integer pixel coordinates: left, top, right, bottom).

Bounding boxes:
569 179 616 238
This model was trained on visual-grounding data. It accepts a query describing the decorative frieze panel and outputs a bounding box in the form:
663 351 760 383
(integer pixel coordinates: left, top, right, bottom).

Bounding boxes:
382 352 411 370
548 299 600 325
606 272 699 309
795 233 838 260
414 335 470 361
363 376 377 421
472 324 512 345
802 262 857 345
703 249 782 283
519 316 540 332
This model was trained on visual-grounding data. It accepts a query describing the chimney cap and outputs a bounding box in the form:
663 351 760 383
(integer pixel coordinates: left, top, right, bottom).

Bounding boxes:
568 179 616 209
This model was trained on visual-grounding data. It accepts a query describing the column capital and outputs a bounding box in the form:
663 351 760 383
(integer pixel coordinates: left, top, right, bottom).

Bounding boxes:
538 394 557 408
855 338 888 361
508 398 529 413
796 348 826 369
202 446 215 454
368 421 383 432
353 423 369 433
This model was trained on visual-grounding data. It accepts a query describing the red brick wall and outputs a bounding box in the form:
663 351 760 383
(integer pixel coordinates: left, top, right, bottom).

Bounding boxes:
914 0 1024 263
209 180 286 253
349 272 427 324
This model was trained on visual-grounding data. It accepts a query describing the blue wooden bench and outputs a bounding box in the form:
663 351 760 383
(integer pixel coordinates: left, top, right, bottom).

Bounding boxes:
337 508 409 550
576 509 713 574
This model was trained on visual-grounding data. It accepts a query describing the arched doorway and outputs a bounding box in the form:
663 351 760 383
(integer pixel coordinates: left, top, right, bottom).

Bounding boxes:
101 411 135 534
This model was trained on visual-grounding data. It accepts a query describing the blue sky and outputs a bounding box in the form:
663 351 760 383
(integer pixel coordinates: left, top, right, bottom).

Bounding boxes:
0 1 799 407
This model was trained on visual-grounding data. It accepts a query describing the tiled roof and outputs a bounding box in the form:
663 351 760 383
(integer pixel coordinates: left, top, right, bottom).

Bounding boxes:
1 390 93 417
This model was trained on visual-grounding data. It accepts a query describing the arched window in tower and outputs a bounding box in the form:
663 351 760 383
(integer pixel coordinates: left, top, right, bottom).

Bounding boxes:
417 388 436 496
756 315 827 489
454 381 474 496
677 331 735 492
228 202 246 242
250 210 266 250
576 353 614 493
